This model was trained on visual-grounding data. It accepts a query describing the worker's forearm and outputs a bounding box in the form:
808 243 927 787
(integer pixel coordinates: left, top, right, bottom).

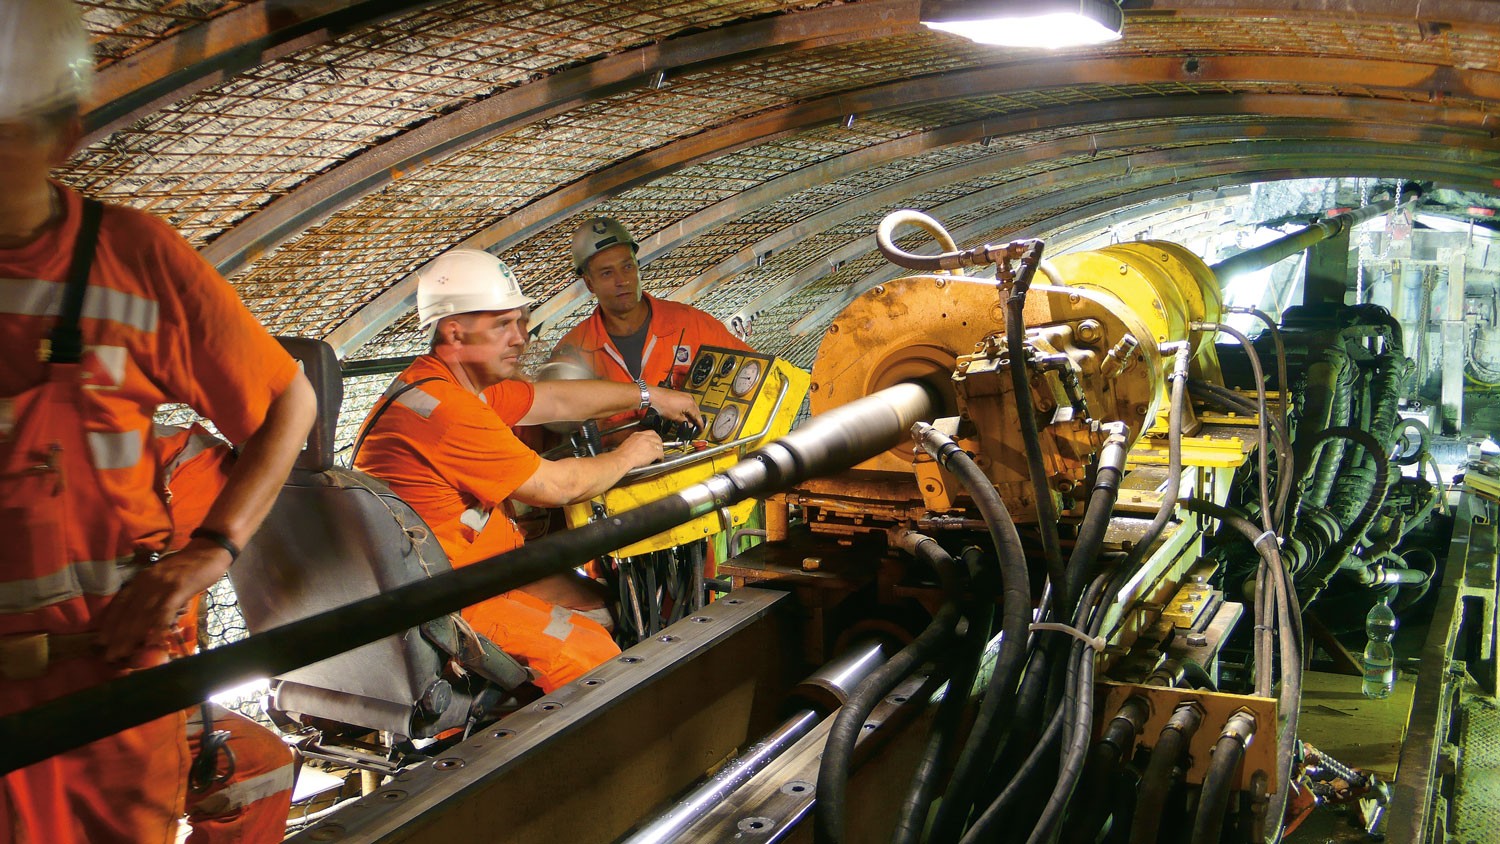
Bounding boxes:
198 373 317 546
524 379 639 425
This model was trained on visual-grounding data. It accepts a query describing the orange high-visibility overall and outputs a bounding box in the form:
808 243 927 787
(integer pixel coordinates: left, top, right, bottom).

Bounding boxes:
354 356 620 693
1 188 299 844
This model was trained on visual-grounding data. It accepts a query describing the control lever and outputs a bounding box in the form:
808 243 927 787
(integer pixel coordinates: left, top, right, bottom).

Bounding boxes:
639 407 702 442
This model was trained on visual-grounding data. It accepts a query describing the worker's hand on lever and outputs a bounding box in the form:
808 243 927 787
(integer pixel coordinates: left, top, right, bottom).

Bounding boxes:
616 429 666 468
647 386 705 429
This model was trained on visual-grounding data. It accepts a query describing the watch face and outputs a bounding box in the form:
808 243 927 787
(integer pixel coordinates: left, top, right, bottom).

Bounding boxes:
690 354 715 388
710 403 741 441
731 359 761 397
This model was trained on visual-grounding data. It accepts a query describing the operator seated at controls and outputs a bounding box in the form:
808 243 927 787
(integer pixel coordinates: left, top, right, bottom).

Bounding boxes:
353 249 703 693
549 216 753 426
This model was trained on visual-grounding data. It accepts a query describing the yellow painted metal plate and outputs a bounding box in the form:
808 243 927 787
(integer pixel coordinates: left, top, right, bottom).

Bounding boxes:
564 350 810 557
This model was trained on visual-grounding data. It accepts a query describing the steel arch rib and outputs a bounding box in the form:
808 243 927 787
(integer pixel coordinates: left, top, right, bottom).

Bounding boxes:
324 53 1500 356
783 152 1500 337
83 0 429 147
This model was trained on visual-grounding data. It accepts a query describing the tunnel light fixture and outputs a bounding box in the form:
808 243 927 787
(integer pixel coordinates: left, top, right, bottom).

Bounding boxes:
921 0 1124 49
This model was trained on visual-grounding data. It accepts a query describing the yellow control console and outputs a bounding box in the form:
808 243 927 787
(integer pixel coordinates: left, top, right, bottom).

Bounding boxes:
564 346 810 557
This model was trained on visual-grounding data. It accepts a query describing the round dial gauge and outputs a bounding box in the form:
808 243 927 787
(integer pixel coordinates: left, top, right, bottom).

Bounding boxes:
731 360 761 397
717 355 738 379
690 354 715 387
710 404 741 441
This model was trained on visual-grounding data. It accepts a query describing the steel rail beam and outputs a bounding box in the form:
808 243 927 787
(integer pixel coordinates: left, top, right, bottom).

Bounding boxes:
82 0 427 147
325 54 1500 357
786 149 1500 336
201 0 924 278
689 118 1491 325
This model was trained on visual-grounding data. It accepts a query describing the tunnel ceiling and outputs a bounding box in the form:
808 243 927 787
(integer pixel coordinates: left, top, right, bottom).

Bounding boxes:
65 0 1500 404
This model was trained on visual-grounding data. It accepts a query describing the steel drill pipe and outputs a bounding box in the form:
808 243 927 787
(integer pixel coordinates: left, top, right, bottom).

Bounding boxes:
0 382 935 774
1209 199 1396 283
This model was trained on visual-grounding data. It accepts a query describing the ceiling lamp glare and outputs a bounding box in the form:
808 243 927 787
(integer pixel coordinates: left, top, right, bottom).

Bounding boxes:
921 0 1125 48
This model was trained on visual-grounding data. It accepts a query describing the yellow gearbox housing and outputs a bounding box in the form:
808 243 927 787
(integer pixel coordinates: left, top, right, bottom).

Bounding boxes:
564 346 810 557
808 240 1224 523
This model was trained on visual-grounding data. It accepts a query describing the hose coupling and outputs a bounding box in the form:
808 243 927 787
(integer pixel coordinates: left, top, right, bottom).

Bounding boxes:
1163 341 1192 381
911 421 966 469
888 527 934 557
1219 709 1258 749
1165 700 1205 735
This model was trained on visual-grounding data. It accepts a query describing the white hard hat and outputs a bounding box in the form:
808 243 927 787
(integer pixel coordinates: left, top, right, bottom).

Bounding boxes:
0 0 93 122
416 249 535 331
571 217 638 275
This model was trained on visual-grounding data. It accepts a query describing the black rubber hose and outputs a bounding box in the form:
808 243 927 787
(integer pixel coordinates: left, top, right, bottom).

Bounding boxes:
1187 380 1294 529
814 534 963 844
1229 307 1291 457
1189 725 1253 844
918 425 1036 843
1306 352 1355 508
1060 431 1128 619
1203 323 1275 534
1120 345 1191 575
1129 703 1204 844
1178 498 1303 841
1024 613 1100 842
1299 426 1391 591
1061 696 1149 844
1006 241 1065 586
958 684 1071 844
891 547 996 844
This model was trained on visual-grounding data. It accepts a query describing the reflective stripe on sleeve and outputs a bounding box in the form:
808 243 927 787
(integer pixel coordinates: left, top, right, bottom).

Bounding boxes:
88 429 144 470
0 555 143 614
0 278 159 333
542 606 574 642
394 386 440 418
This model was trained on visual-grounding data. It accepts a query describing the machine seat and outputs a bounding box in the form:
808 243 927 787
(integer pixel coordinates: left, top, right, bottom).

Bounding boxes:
227 337 529 740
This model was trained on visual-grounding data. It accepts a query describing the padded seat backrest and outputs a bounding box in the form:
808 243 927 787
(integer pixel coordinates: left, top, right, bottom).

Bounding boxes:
228 337 526 739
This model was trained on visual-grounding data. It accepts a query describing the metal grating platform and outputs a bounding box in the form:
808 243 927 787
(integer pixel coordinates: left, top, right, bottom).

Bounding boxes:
1453 693 1500 843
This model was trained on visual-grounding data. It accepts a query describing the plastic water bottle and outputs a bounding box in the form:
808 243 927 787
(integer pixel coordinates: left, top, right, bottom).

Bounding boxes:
1361 598 1398 699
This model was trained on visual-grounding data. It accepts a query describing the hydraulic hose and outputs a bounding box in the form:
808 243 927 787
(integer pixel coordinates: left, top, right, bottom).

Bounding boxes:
1189 711 1257 844
1228 307 1290 458
1129 702 1205 844
1006 240 1065 588
1120 344 1191 574
1179 497 1303 843
1299 426 1391 592
1199 323 1275 534
1304 349 1355 509
875 208 1031 273
958 693 1071 844
1061 696 1150 844
1188 380 1293 529
917 424 1035 843
891 548 996 844
1061 424 1129 620
1025 589 1105 844
814 533 962 844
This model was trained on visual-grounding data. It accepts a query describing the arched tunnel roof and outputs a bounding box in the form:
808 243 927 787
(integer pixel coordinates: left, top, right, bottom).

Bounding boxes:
65 0 1500 435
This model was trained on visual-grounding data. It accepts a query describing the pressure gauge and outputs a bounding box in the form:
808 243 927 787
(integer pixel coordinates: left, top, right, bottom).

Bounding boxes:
731 360 761 397
690 354 715 388
711 404 741 441
717 355 738 379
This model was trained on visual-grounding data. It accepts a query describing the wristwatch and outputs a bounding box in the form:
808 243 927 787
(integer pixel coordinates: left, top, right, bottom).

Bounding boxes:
635 378 651 410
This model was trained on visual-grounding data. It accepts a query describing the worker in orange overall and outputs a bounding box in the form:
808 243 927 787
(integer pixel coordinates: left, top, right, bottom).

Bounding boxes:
549 218 755 637
0 3 317 842
353 249 702 692
550 216 753 433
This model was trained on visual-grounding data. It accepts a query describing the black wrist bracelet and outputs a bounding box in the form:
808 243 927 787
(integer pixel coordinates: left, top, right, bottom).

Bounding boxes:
190 528 241 561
